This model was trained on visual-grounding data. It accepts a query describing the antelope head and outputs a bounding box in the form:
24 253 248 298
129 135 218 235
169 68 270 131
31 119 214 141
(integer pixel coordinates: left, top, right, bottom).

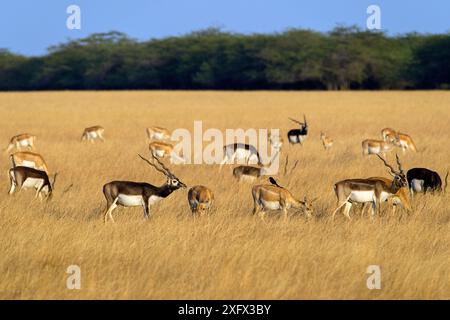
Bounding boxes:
376 154 407 190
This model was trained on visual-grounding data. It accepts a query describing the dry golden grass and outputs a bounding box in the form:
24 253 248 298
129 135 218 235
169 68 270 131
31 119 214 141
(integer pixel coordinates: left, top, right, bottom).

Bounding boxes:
0 91 449 299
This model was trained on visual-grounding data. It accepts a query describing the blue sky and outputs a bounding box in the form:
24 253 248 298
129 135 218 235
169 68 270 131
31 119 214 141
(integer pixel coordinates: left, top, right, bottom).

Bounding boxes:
0 0 448 56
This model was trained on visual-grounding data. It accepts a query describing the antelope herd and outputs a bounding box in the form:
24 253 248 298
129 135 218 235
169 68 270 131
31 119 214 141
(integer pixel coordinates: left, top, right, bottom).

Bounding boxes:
3 115 448 223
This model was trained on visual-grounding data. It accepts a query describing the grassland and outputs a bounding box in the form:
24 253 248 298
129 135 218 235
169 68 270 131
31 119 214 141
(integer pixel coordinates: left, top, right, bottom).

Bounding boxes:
0 91 449 299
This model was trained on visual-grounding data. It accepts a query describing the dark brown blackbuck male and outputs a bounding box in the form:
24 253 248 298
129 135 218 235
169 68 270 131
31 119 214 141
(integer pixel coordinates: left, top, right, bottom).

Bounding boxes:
287 115 308 145
8 155 56 200
220 143 263 169
188 185 214 216
102 154 186 223
332 154 408 220
407 168 448 195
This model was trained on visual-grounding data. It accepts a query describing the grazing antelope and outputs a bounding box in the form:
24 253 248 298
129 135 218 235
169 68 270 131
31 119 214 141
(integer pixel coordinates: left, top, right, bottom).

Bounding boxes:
220 143 262 168
287 115 308 145
362 139 395 156
11 151 49 173
360 177 412 216
149 141 186 164
320 132 334 150
394 133 417 153
81 126 105 143
188 185 214 216
407 168 448 195
5 133 36 153
232 150 280 182
147 126 171 141
8 156 56 200
252 177 314 220
332 154 408 220
381 128 397 142
102 154 186 222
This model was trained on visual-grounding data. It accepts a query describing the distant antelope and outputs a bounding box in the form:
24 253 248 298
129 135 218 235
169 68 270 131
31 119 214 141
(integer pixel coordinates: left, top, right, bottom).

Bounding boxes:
320 132 334 150
149 141 186 164
332 154 408 220
362 139 395 156
11 151 49 173
8 155 56 200
407 168 448 195
220 143 262 169
287 115 308 145
360 177 412 216
5 133 36 153
268 132 283 151
81 126 105 143
252 177 314 220
147 126 171 141
394 133 417 153
381 128 397 142
102 154 186 222
188 185 214 216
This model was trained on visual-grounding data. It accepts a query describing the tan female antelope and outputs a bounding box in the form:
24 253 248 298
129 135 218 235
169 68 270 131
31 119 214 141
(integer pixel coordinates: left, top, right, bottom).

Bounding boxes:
394 133 417 153
332 154 408 220
362 139 395 156
381 128 397 142
360 177 412 216
147 126 170 141
11 151 49 173
102 154 186 223
320 132 334 150
252 177 314 220
188 185 214 216
268 132 283 151
149 141 185 164
81 126 105 143
5 133 36 153
232 150 280 182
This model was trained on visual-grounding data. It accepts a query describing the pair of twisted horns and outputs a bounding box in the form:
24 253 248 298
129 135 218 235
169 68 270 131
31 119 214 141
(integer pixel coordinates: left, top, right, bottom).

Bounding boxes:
376 154 404 175
138 153 186 187
289 114 307 125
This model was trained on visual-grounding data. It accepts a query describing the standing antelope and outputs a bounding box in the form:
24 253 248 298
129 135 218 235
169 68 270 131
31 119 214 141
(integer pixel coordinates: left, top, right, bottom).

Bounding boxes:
149 141 186 164
188 185 214 216
332 154 408 220
220 143 262 168
287 115 308 145
147 126 171 141
10 151 49 173
5 133 36 153
360 177 412 216
320 132 334 150
407 168 448 195
81 126 105 143
394 133 417 153
381 128 397 142
8 156 56 200
252 177 314 220
362 139 395 156
102 154 186 222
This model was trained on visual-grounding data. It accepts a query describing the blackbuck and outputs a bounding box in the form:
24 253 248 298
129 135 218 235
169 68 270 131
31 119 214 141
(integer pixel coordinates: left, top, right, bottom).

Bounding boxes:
11 151 49 173
5 133 36 153
407 168 448 195
252 177 314 220
149 141 186 164
188 185 214 216
81 126 105 143
362 139 395 156
394 133 417 153
232 150 280 182
287 115 308 145
8 155 56 200
102 154 186 222
147 126 170 141
360 177 412 216
332 154 408 220
220 143 262 169
381 128 397 142
320 132 334 150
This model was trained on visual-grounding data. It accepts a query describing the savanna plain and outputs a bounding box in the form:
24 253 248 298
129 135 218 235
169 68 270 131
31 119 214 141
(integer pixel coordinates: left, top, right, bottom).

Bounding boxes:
0 91 449 299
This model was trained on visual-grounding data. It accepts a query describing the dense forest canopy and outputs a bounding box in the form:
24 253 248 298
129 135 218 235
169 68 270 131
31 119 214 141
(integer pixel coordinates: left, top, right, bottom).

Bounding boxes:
1 27 449 90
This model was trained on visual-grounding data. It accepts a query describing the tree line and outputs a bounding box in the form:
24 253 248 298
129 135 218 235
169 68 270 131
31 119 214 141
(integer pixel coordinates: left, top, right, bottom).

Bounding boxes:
1 27 449 90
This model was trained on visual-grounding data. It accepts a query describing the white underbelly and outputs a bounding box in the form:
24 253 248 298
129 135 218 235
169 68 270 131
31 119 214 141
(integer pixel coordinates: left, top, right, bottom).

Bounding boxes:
22 177 43 189
368 146 381 154
152 132 167 140
350 191 375 203
21 160 37 169
87 132 99 139
411 179 424 193
117 194 143 206
152 149 166 157
261 199 281 210
148 195 163 205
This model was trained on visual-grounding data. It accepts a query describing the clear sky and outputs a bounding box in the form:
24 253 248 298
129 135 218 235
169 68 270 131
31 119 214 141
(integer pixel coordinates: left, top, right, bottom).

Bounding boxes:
0 0 448 56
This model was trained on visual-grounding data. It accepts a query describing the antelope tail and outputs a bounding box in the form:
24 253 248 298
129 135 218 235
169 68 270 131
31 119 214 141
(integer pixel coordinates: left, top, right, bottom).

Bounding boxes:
444 171 449 194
